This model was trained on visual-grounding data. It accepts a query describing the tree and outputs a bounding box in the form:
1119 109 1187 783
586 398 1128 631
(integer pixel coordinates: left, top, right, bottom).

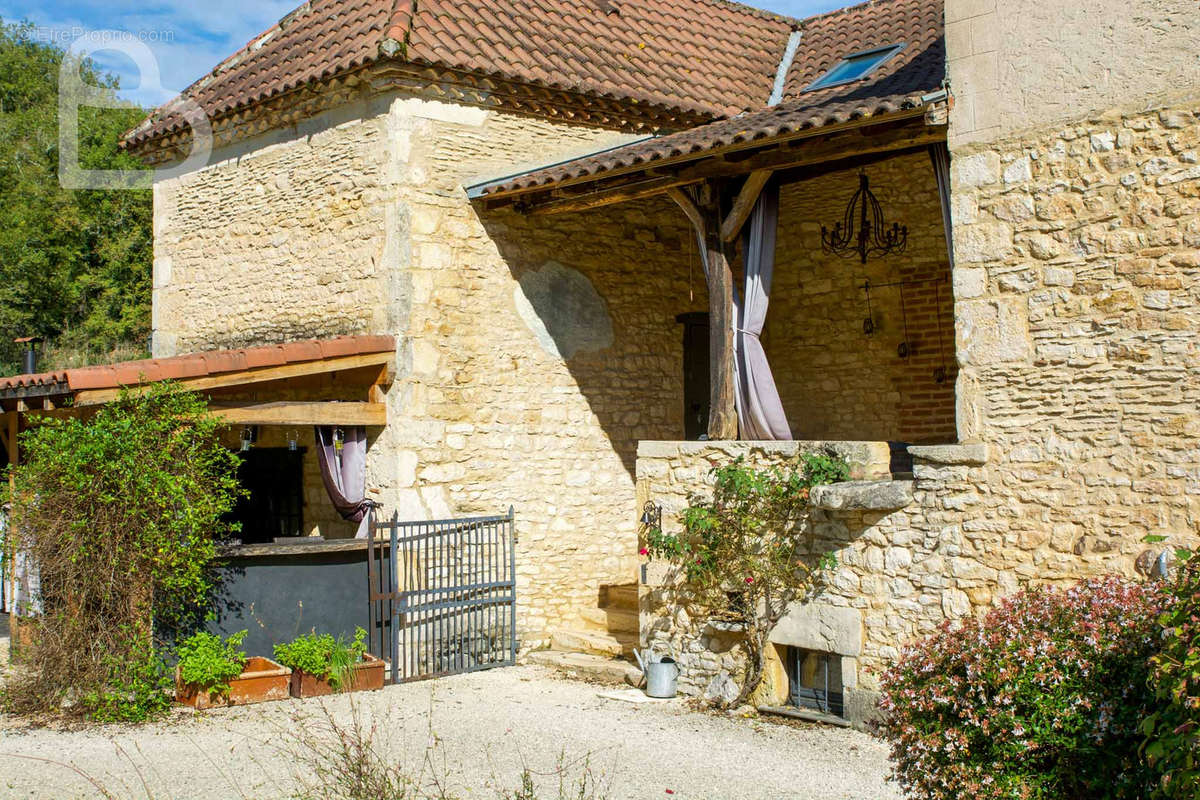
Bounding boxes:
0 18 151 374
644 453 848 708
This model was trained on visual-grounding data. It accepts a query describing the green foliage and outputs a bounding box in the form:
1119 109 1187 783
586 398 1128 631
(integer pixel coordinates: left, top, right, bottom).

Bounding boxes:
1143 551 1200 798
878 577 1166 800
275 628 368 691
0 18 151 374
800 450 851 487
642 451 848 707
177 630 248 696
4 383 243 719
82 644 173 723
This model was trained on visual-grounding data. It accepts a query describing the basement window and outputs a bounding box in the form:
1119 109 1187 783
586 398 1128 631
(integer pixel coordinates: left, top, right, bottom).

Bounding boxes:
805 43 905 92
787 646 845 718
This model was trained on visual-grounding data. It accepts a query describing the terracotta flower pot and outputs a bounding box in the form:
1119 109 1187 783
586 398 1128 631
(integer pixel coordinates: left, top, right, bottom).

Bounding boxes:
288 653 386 698
175 657 292 709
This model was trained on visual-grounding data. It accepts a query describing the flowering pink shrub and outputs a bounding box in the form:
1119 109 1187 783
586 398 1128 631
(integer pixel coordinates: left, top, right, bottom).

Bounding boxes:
1143 551 1200 798
878 577 1166 800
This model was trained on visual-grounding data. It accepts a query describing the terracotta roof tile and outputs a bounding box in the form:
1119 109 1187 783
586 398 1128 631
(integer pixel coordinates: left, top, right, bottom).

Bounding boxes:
472 0 945 197
0 335 396 398
124 0 798 148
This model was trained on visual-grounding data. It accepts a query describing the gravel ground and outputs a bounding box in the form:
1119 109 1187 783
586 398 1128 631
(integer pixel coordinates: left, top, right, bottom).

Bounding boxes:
0 654 900 800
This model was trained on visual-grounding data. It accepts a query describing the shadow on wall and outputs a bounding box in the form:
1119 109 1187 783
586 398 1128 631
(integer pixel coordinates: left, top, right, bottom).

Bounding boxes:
474 196 706 480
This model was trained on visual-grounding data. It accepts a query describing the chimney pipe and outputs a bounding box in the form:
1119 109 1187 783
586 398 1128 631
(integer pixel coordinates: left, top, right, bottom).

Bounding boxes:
14 337 42 374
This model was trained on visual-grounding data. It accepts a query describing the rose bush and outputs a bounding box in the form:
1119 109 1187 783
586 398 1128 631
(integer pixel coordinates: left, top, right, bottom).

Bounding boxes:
878 577 1166 800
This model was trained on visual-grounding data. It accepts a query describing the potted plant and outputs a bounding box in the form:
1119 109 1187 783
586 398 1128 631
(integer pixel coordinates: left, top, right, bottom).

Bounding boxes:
174 630 291 709
273 627 384 697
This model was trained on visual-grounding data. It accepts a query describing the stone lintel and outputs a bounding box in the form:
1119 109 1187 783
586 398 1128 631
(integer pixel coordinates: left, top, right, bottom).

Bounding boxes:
809 480 915 512
907 443 990 466
769 602 863 657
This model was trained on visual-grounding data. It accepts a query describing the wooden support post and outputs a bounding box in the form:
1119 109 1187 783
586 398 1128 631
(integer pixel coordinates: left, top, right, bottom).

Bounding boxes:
700 184 739 440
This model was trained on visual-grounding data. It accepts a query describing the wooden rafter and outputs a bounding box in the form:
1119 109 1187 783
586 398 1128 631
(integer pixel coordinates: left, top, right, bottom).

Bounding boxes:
526 176 703 216
721 169 773 242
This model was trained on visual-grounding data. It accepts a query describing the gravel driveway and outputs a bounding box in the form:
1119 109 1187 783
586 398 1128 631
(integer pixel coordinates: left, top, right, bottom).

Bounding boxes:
0 663 900 800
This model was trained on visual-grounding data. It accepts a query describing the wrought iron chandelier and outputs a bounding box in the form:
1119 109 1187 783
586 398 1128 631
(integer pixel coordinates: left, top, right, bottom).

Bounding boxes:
821 172 907 264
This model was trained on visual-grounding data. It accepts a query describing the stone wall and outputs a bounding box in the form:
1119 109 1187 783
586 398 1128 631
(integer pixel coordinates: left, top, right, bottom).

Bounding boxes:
151 98 396 357
951 102 1200 570
945 0 1200 146
769 152 957 444
392 98 718 642
635 440 991 728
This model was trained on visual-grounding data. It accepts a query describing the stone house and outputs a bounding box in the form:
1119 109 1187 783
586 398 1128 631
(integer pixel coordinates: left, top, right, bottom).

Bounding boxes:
2 0 1197 726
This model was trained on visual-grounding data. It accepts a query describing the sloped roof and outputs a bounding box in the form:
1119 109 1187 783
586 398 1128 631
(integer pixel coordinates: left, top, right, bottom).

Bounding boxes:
124 0 799 148
471 0 946 198
0 335 395 400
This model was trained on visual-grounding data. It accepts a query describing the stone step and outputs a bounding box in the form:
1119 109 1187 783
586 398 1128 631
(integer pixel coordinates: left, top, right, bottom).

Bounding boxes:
578 606 640 635
601 583 639 612
526 650 641 686
551 628 636 658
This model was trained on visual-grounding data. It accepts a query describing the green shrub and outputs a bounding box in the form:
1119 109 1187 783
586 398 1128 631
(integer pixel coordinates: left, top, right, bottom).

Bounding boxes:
878 577 1166 800
3 383 243 721
83 643 173 723
177 630 248 696
275 628 368 691
1143 550 1200 798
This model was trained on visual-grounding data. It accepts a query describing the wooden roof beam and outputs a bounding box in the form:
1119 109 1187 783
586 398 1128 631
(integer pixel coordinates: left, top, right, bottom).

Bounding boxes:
73 351 395 407
208 401 387 427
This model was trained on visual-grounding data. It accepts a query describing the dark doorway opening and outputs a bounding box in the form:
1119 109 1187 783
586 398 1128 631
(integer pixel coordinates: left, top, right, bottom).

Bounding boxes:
677 312 710 440
228 447 305 544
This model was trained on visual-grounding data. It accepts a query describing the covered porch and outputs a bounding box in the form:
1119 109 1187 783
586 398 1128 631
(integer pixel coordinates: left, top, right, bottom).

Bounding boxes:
470 98 959 455
463 67 965 714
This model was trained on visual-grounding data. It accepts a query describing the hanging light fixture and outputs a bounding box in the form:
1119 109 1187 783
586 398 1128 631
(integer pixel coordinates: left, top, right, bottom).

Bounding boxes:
821 172 908 264
287 429 299 451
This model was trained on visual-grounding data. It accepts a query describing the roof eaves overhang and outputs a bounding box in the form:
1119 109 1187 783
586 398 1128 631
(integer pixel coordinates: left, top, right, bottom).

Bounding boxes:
473 102 947 215
465 134 657 200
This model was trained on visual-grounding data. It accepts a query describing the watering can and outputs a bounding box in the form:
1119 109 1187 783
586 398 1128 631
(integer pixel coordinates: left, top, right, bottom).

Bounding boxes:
634 647 679 698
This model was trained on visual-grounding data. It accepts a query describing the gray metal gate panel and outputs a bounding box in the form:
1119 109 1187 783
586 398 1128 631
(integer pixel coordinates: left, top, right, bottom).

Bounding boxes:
368 508 516 683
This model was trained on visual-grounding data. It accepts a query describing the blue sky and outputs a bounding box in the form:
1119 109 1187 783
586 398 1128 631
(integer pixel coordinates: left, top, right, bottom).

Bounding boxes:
1 0 846 108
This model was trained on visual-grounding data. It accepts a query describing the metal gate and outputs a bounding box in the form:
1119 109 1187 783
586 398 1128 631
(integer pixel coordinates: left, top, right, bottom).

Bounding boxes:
367 508 517 683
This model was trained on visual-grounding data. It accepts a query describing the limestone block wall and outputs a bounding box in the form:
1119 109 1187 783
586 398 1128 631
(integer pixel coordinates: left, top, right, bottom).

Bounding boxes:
945 0 1200 147
635 440 991 726
769 152 957 444
951 102 1200 572
151 97 397 356
388 94 707 641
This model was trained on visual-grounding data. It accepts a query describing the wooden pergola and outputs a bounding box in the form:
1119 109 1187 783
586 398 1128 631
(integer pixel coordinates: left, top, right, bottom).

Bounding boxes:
0 335 396 487
471 105 949 439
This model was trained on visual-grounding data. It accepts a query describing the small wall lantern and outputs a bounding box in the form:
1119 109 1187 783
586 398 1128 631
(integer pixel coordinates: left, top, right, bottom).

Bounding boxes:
239 426 258 452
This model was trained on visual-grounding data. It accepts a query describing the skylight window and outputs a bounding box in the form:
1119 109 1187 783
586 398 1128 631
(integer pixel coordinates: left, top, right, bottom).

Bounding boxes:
805 43 905 92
